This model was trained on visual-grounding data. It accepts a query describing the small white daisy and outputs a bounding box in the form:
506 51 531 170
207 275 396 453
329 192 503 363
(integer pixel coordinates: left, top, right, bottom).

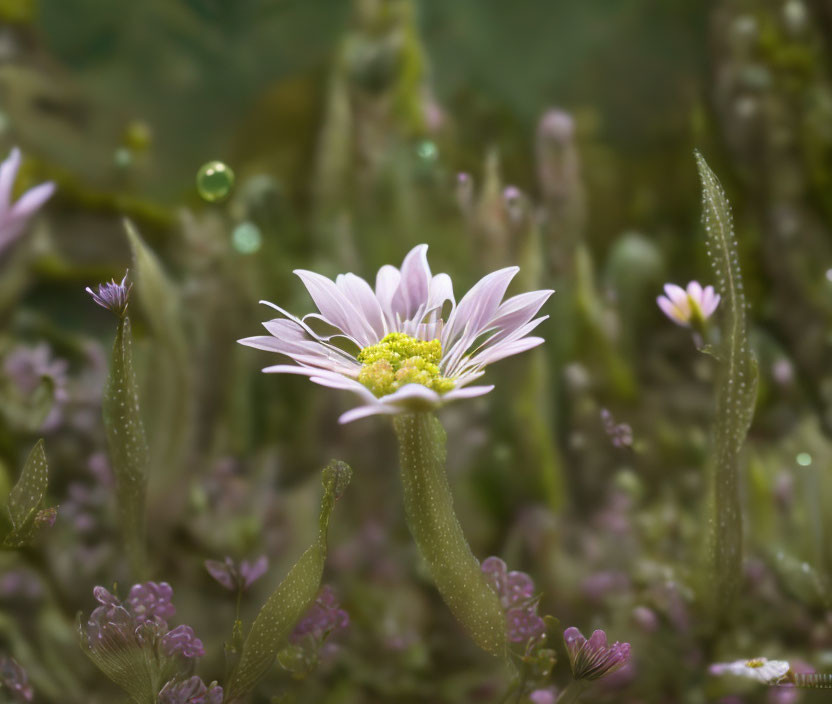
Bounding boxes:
709 657 790 684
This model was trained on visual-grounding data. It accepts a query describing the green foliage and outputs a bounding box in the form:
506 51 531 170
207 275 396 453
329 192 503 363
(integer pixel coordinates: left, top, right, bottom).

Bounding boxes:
125 220 192 482
694 152 758 622
393 412 507 658
224 461 352 702
103 315 149 576
3 440 49 548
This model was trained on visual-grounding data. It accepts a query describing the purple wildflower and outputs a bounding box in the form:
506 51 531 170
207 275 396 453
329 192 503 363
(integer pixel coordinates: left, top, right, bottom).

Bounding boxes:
0 147 55 257
160 625 205 659
600 408 633 449
239 244 553 423
126 581 176 625
83 582 206 669
205 555 268 592
158 676 223 704
481 556 546 645
85 271 131 317
563 627 631 681
290 585 349 645
0 656 33 702
34 507 57 528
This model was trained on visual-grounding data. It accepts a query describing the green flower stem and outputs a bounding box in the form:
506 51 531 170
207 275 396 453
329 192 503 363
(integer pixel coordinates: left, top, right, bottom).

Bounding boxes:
103 316 149 578
393 412 507 657
555 681 588 704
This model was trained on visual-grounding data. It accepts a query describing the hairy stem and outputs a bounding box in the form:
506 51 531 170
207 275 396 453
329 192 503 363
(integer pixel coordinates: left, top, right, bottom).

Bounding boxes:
394 412 507 657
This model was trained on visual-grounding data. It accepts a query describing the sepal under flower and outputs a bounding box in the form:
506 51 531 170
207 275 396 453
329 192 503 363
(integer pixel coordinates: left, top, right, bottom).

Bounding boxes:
563 626 631 681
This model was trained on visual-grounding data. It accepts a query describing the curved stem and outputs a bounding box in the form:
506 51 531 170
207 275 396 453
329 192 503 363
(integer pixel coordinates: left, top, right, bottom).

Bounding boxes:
393 412 507 657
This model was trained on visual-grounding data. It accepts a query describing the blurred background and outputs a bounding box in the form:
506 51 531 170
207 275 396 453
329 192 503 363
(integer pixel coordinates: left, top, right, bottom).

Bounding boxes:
0 0 831 701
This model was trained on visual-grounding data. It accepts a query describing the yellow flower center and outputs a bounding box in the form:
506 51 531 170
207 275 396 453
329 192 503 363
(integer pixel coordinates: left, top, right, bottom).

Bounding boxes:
357 332 455 397
745 659 765 669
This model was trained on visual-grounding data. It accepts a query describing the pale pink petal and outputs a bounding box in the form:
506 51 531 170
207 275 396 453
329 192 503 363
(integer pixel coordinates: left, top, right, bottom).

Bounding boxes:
378 383 442 410
686 280 703 303
294 270 376 346
486 289 554 341
391 244 431 321
375 265 402 329
338 404 397 424
442 385 494 401
260 364 375 401
701 287 720 317
336 272 386 339
443 266 519 350
0 148 21 218
9 181 55 220
657 296 688 326
663 283 688 309
467 336 544 367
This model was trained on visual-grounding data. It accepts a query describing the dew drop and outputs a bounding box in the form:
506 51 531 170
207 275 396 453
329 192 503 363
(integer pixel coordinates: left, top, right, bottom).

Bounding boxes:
232 221 262 254
416 139 438 162
796 452 812 467
196 160 235 202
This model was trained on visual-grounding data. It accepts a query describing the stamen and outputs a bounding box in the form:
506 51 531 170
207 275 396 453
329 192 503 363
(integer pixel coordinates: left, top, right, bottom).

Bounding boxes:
357 332 455 397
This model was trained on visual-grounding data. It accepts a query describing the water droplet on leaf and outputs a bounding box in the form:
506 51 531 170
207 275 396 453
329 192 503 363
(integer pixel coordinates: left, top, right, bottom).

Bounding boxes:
197 161 235 202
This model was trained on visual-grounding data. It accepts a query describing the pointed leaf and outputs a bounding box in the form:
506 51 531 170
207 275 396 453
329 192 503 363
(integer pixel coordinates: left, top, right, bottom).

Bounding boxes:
224 461 351 702
103 316 148 575
695 152 758 620
4 440 48 548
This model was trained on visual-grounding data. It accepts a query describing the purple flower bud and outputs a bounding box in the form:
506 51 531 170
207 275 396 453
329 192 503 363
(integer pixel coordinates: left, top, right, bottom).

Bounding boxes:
127 581 175 625
85 271 131 317
160 625 205 659
158 676 223 704
538 109 575 144
34 507 57 528
563 626 631 681
205 555 268 592
506 607 546 644
529 688 557 704
290 585 349 645
0 656 33 702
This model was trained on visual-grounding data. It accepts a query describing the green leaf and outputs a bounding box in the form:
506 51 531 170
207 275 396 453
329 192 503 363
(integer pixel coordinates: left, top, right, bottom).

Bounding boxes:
103 315 149 576
695 152 758 621
3 440 48 548
394 412 507 658
224 461 352 702
124 219 192 481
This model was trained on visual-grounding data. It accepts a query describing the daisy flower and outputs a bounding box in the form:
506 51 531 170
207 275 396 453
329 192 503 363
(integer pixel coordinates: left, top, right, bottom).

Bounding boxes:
656 281 720 328
709 658 790 684
240 244 553 423
0 147 55 256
